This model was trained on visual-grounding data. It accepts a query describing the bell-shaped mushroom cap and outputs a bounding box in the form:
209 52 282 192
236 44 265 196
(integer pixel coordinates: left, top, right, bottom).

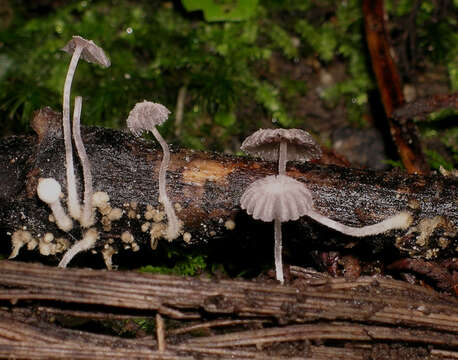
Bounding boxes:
62 35 111 67
126 101 171 136
241 128 322 162
240 174 313 222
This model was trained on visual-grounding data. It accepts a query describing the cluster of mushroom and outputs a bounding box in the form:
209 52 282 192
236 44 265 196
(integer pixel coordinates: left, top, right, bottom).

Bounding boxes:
240 128 412 284
33 36 110 267
21 36 412 275
31 36 182 267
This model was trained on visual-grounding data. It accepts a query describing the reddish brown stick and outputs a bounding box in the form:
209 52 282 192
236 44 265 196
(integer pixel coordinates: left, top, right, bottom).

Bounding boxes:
363 0 429 175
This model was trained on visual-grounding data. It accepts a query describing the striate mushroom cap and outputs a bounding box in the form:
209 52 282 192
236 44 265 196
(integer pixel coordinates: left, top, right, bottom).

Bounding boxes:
240 174 313 222
126 101 171 136
241 128 322 162
62 35 111 67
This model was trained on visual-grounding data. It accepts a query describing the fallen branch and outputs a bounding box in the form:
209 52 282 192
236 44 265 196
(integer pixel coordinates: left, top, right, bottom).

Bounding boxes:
0 108 456 264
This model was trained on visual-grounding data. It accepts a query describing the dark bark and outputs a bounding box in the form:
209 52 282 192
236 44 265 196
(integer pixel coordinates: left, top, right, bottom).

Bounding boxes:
0 261 456 359
363 0 430 175
0 107 457 267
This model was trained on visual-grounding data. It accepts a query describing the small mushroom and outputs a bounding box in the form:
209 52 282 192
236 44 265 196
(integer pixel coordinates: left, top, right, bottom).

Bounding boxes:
61 35 110 220
241 128 322 174
126 101 181 240
241 175 313 283
37 178 73 232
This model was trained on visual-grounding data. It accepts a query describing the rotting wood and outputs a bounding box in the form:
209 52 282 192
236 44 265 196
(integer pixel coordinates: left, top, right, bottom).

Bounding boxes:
363 0 430 175
0 261 457 359
0 107 456 267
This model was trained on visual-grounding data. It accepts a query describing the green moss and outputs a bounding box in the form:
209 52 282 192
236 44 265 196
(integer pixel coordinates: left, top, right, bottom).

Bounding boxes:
0 0 455 158
137 252 207 276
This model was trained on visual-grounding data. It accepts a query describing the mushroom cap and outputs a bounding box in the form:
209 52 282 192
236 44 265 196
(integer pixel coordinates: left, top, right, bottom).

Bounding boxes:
240 175 313 222
62 35 111 67
126 101 171 136
37 178 62 204
241 128 322 162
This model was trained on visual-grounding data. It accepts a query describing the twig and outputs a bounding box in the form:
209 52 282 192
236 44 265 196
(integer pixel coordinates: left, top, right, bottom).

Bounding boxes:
363 0 429 174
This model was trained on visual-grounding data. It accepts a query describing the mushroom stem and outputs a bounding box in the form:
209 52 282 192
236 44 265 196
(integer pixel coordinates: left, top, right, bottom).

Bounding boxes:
274 218 284 283
49 201 73 232
72 96 94 228
307 210 412 237
278 141 287 175
150 126 180 240
63 45 83 220
58 228 98 268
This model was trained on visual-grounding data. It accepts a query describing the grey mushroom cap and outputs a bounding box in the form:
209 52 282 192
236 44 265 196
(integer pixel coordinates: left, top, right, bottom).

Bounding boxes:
126 101 171 136
241 128 322 162
62 35 111 67
240 174 313 222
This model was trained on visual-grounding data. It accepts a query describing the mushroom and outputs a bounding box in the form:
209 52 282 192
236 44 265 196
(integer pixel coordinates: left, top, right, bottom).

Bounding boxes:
37 178 73 232
126 101 181 241
240 128 412 283
241 174 313 283
241 128 322 175
61 35 110 220
58 228 99 268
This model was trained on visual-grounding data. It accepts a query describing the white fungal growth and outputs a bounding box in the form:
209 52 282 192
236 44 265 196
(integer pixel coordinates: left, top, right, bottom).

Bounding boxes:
55 237 70 253
183 232 192 243
108 208 123 221
43 232 54 243
150 223 166 247
27 238 38 251
224 219 236 231
141 222 151 232
102 245 117 270
58 228 99 268
37 178 73 232
121 231 134 244
9 230 32 259
92 191 110 208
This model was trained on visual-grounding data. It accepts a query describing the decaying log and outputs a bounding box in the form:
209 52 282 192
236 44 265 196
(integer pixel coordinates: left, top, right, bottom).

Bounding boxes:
0 107 457 267
0 261 457 359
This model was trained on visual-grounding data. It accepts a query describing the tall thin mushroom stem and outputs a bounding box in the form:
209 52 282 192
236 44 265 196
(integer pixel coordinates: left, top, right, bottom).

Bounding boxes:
278 141 287 175
72 96 94 227
63 46 83 220
274 218 284 283
150 126 180 240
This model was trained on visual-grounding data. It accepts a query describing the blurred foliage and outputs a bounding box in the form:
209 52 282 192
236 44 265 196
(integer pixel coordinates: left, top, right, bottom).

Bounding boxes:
181 0 259 22
0 0 456 164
